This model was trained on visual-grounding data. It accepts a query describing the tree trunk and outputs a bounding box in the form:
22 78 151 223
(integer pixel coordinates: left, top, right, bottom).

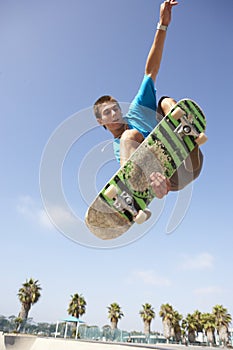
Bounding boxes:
111 318 118 330
18 305 30 332
170 326 175 340
162 320 171 343
207 329 215 346
188 330 196 344
144 320 151 335
175 327 182 343
219 325 228 346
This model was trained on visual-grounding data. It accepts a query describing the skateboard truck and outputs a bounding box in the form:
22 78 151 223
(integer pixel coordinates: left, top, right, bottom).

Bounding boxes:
104 185 150 224
171 107 207 145
174 114 200 139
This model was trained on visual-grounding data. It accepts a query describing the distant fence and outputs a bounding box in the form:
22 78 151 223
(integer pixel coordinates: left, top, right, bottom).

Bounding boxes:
62 324 166 344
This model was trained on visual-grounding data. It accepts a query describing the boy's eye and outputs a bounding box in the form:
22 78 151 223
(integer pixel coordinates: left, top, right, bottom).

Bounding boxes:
102 104 119 117
103 109 111 115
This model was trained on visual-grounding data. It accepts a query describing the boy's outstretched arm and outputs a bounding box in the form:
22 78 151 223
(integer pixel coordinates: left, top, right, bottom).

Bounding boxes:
145 0 178 82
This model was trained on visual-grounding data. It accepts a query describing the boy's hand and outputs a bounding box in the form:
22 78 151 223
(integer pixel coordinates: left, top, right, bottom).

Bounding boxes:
150 172 171 199
159 0 178 27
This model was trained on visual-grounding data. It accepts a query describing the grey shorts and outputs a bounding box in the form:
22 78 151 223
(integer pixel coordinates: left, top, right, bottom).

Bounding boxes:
170 147 204 191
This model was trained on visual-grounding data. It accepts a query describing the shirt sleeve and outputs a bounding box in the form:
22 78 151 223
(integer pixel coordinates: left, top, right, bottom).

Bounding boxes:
113 138 120 163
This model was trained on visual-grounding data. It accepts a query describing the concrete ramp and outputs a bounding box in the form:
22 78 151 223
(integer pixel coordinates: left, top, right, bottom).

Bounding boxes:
0 332 5 350
0 334 215 350
0 334 151 350
4 334 36 350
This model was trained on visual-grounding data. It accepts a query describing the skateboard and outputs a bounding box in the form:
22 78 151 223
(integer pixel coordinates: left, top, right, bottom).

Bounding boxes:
85 99 207 240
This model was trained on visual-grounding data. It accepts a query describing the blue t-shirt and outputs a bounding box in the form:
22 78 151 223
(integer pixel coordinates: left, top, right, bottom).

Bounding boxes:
113 75 158 162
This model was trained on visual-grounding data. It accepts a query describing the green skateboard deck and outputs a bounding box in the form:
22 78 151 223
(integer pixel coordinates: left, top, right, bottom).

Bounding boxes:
85 99 207 240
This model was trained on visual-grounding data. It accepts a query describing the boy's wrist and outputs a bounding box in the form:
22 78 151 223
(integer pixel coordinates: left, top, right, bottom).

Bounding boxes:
157 22 168 31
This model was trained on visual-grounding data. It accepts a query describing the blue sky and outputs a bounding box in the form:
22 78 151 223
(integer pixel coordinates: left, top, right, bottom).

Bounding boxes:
1 0 233 332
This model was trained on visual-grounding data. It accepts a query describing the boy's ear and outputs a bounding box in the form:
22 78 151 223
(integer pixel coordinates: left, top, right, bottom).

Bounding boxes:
97 117 103 125
96 117 107 129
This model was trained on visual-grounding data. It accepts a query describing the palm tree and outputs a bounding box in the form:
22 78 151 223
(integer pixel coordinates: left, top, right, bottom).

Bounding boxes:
67 293 87 318
107 302 124 330
182 313 199 344
67 293 87 338
159 303 174 343
171 310 182 343
201 312 216 346
212 304 232 346
193 310 203 333
17 278 41 332
139 303 155 335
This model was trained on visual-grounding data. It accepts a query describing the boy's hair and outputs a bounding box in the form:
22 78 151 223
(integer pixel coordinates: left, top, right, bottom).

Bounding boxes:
93 95 120 119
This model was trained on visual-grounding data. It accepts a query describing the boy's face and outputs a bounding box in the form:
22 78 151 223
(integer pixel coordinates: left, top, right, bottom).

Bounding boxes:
97 102 124 132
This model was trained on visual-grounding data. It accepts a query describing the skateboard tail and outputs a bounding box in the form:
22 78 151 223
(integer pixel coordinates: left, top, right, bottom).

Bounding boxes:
85 196 131 240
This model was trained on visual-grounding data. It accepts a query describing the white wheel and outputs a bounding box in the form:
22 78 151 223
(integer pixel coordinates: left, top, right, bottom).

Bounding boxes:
171 107 185 120
144 208 152 220
196 132 208 146
134 210 148 224
104 184 118 199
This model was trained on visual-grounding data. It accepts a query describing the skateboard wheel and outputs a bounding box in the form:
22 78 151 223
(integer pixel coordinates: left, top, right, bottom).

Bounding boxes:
134 210 148 224
144 208 152 220
195 132 208 145
104 184 118 199
171 107 185 120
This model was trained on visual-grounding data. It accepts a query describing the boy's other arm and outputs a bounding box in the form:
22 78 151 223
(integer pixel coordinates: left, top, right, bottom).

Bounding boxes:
145 0 178 82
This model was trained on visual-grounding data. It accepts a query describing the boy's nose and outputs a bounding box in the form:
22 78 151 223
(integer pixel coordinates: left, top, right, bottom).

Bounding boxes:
111 109 117 119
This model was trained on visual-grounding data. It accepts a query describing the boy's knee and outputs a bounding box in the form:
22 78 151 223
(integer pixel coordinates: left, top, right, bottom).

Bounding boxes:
157 96 177 119
119 129 144 166
120 129 144 144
